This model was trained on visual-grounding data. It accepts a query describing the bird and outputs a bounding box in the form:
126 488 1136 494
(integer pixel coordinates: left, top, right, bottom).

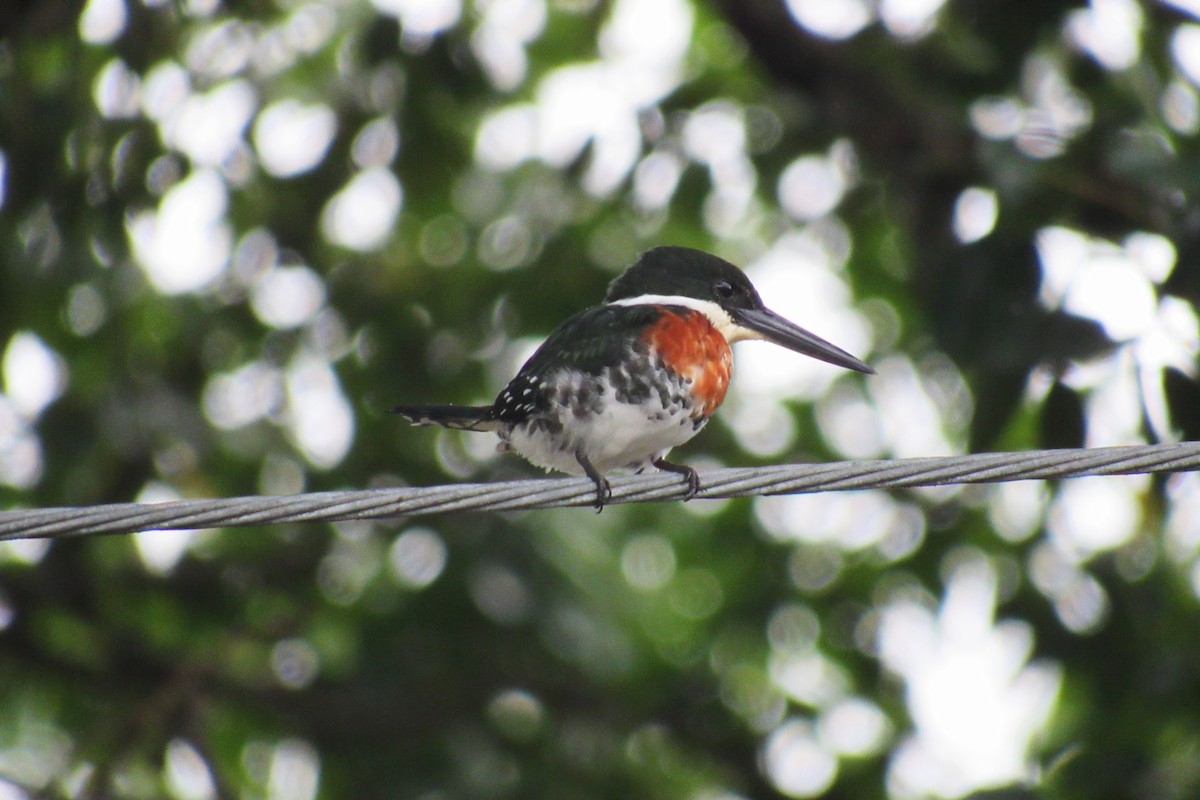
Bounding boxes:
391 246 873 510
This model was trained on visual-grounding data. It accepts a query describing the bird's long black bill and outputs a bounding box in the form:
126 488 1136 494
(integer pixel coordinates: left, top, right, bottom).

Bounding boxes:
736 307 874 374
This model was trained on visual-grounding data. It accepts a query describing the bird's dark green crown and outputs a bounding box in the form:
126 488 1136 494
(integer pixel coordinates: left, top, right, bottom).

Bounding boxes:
605 246 766 312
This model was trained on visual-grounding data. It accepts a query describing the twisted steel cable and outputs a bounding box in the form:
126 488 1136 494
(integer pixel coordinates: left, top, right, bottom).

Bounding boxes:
1 442 1198 541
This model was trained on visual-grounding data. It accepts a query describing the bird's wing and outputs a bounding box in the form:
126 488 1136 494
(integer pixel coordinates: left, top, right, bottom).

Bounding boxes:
490 304 666 424
389 403 501 431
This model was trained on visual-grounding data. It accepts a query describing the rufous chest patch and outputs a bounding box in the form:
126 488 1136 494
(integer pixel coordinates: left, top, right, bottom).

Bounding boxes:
641 307 733 416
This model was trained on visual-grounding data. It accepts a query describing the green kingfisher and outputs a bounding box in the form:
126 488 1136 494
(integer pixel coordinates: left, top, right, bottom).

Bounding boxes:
392 246 873 509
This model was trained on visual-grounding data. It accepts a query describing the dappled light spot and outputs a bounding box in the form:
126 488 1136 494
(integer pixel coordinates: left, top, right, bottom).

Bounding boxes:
186 20 256 78
284 353 354 469
164 739 217 800
722 397 796 458
471 0 548 91
788 547 843 594
683 101 757 233
0 709 71 792
268 4 338 66
951 186 998 243
128 169 232 294
1052 569 1109 634
542 605 635 679
986 480 1050 543
815 380 885 459
65 283 107 336
667 567 723 620
777 149 852 222
1036 226 1195 445
767 604 821 654
317 547 374 606
253 100 337 178
271 638 320 690
720 663 787 732
0 397 42 490
1171 24 1200 86
474 105 536 170
969 96 1024 140
880 0 946 39
133 482 201 576
419 214 469 267
141 61 191 123
1064 260 1158 341
620 534 676 591
472 0 691 194
3 332 66 420
230 227 279 285
763 719 838 797
1162 80 1200 133
1037 226 1176 340
79 0 126 44
350 117 400 168
867 356 967 460
1047 475 1143 558
817 697 891 757
203 361 284 430
388 527 448 589
267 739 320 800
166 80 257 167
93 58 140 119
770 649 850 707
879 557 1061 798
757 491 901 551
1165 473 1200 573
258 453 305 496
1066 0 1143 70
478 214 535 270
1164 0 1200 18
1018 57 1094 158
251 266 327 329
487 689 546 743
968 59 1093 158
785 0 871 40
876 504 926 562
632 150 684 211
470 563 531 625
0 537 51 566
543 64 643 196
683 102 745 165
320 168 402 251
1027 542 1112 633
371 0 462 38
816 700 892 758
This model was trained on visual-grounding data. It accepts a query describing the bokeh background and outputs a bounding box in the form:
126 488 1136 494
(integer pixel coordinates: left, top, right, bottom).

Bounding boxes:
3 0 1200 797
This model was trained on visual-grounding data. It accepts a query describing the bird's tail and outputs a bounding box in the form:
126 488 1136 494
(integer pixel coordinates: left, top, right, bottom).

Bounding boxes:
389 403 501 431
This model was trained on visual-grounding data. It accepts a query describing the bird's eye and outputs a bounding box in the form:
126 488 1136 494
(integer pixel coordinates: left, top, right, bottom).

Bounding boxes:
713 280 735 299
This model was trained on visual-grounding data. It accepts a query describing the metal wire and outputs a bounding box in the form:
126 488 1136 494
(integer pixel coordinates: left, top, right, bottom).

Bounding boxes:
2 442 1198 541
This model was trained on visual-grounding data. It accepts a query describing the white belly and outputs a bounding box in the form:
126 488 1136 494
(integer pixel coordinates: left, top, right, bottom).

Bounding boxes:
503 395 705 475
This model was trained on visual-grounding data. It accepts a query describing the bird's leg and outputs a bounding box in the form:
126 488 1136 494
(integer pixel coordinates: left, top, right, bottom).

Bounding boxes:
652 457 700 500
575 451 612 512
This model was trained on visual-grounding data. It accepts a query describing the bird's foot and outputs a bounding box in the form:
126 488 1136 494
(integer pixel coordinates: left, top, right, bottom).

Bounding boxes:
591 475 612 513
652 457 700 500
575 451 612 513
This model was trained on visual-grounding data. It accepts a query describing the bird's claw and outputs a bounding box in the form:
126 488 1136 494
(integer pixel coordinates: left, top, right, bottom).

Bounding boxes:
652 458 701 501
681 467 700 501
592 476 612 513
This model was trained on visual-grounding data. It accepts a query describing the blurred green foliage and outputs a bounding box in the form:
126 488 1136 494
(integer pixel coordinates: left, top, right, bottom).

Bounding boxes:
2 0 1200 798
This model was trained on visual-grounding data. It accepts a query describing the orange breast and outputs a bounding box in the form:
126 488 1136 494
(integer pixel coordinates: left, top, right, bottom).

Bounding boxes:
641 307 733 416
